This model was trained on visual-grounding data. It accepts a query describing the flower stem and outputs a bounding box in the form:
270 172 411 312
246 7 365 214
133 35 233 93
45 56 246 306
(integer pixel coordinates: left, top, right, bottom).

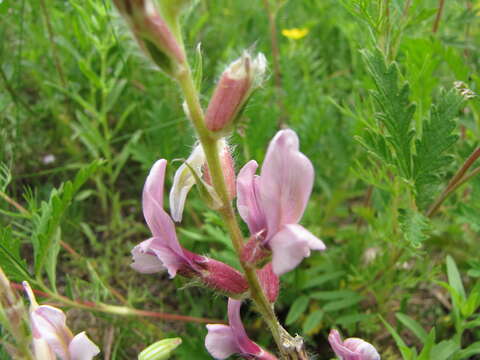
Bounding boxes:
176 61 306 359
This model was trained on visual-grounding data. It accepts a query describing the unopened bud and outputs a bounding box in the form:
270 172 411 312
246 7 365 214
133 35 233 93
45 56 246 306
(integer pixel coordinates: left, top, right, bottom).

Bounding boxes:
200 258 248 296
114 0 185 75
205 52 267 134
139 337 182 360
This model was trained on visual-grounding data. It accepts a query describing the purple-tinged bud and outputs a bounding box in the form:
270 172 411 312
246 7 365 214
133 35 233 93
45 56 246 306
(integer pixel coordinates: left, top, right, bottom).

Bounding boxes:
114 0 185 75
205 52 267 134
328 329 380 360
200 258 249 296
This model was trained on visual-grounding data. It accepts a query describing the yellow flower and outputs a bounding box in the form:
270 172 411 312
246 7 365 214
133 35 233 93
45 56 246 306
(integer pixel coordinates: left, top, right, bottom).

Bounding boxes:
281 28 309 40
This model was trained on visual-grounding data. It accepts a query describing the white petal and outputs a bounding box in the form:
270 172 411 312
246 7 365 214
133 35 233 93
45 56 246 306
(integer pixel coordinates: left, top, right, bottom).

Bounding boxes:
169 145 205 222
69 332 100 360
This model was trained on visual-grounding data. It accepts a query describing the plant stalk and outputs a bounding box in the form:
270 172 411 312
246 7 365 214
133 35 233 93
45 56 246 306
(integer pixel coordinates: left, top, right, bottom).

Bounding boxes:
176 63 306 359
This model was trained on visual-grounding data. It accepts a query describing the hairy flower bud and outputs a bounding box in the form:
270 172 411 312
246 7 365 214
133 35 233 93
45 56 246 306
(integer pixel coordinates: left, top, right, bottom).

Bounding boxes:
205 52 267 134
114 0 185 75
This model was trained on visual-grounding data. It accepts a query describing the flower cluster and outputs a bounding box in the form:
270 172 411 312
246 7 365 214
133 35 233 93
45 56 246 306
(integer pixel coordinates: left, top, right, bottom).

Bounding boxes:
112 1 381 358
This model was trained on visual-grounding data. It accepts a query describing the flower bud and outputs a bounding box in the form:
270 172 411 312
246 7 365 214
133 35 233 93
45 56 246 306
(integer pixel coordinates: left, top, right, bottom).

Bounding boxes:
205 52 267 134
200 258 249 296
139 337 182 360
114 0 185 75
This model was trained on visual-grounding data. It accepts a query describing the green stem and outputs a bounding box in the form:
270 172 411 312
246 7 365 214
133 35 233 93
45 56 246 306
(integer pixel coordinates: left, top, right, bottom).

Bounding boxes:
176 64 305 359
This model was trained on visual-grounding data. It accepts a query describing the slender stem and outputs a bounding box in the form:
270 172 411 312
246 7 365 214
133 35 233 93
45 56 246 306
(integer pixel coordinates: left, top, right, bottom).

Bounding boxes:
10 282 221 324
427 147 480 217
176 64 304 359
432 0 446 33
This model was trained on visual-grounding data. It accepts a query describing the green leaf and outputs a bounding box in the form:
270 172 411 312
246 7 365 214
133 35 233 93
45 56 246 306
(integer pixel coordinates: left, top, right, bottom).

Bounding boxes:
139 338 182 360
430 340 459 360
398 208 430 247
32 161 101 282
457 342 480 359
413 89 463 209
396 313 428 343
302 270 345 289
302 310 324 334
310 290 359 301
0 227 31 281
361 49 416 178
324 296 362 312
380 315 415 360
286 295 309 325
446 255 466 300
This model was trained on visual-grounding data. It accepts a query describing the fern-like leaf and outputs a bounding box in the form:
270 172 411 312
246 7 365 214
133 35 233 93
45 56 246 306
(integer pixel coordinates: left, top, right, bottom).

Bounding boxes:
413 89 463 210
362 49 416 178
31 161 101 286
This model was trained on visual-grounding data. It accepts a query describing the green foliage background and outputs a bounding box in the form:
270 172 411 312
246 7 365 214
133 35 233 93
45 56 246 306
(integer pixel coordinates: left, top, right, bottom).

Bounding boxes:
0 0 479 359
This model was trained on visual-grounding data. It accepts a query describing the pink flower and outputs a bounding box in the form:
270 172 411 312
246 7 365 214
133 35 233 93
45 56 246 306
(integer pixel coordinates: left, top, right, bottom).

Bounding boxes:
328 329 380 360
205 299 277 360
23 282 100 360
131 159 248 295
237 129 326 275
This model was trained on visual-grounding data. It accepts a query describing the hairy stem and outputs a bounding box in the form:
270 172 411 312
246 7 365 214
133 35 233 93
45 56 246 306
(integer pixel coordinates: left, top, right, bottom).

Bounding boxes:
176 62 305 359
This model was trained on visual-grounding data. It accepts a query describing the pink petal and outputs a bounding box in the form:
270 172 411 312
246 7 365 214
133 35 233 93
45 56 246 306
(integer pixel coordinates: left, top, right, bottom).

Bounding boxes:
228 299 261 355
237 160 266 235
31 305 73 359
269 224 326 275
142 160 182 256
131 237 186 278
130 238 165 274
205 324 239 359
69 332 100 360
343 338 380 360
259 130 314 237
328 329 381 360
